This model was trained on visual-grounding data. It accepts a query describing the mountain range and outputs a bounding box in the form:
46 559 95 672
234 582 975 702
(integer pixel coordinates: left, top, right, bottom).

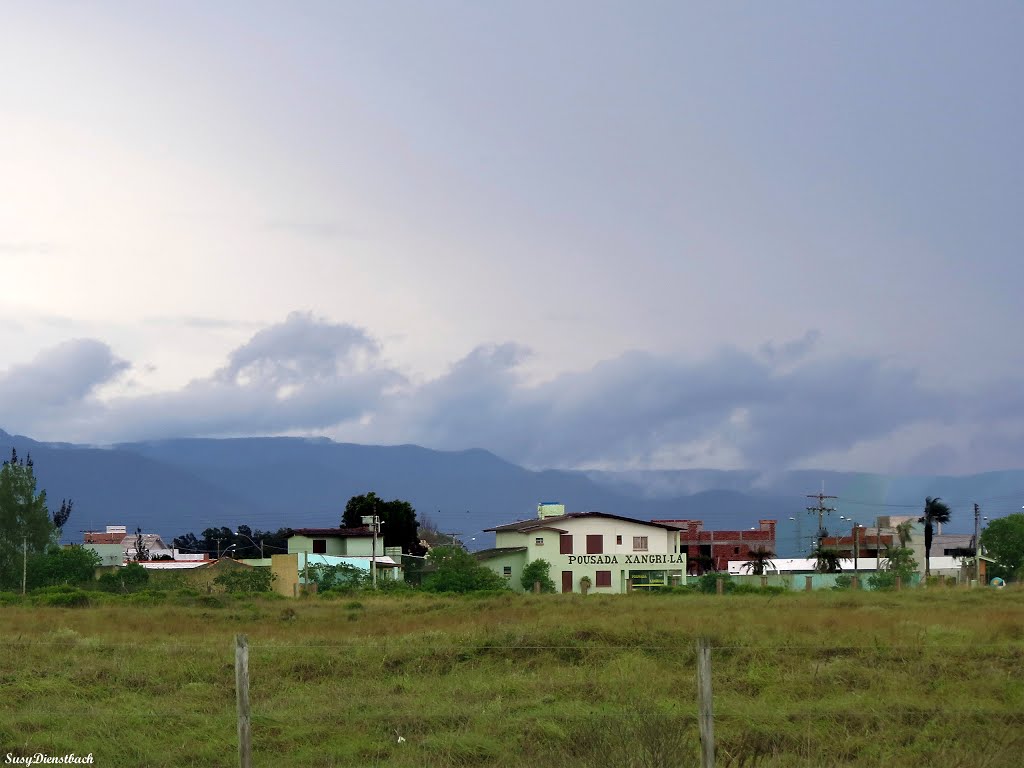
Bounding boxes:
1 428 1020 556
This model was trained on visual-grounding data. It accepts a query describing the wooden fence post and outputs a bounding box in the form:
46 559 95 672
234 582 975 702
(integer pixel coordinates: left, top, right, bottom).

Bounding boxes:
715 577 723 595
805 575 813 592
696 637 715 768
533 580 541 594
235 634 252 768
895 576 902 592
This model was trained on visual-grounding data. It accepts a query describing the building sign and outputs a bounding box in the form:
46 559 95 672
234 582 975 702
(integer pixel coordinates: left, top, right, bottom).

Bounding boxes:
565 553 685 566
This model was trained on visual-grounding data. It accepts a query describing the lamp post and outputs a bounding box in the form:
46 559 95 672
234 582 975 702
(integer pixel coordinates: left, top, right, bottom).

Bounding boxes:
789 516 803 558
220 544 237 560
234 530 264 560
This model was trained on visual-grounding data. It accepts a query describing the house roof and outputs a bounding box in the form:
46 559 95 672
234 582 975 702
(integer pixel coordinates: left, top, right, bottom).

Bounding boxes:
290 527 373 538
474 547 528 561
486 512 682 533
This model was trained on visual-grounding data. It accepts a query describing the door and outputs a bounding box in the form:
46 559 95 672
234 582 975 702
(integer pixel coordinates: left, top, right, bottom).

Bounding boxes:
561 570 573 593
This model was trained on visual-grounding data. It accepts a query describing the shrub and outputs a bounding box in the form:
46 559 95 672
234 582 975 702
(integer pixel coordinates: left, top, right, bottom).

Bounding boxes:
521 559 556 593
97 562 149 593
423 546 509 593
834 574 853 590
31 588 90 607
214 567 275 594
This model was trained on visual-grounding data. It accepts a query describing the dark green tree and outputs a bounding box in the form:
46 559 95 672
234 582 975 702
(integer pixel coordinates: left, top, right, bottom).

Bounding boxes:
0 449 59 590
422 546 508 593
342 492 427 556
980 514 1024 581
919 497 952 579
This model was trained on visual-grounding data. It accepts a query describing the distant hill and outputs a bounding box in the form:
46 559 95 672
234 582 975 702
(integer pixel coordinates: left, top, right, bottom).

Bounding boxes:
2 428 1019 556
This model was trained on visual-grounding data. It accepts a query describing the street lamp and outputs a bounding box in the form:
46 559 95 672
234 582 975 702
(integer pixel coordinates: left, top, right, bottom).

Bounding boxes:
233 530 264 560
220 544 237 560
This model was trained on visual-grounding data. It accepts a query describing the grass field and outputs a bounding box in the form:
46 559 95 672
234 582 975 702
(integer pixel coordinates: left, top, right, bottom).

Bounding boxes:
1 587 1023 767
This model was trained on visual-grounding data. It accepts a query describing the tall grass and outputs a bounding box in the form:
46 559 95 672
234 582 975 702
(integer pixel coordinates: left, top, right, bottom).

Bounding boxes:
1 589 1022 766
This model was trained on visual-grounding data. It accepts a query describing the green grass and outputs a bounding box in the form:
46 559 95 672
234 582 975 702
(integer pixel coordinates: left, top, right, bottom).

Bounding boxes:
1 588 1023 767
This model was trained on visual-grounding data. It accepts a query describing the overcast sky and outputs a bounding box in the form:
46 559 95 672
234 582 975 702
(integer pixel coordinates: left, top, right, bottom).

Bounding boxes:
1 2 1022 474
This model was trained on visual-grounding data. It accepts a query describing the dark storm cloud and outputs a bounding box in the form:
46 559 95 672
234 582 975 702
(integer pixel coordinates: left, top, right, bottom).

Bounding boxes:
375 343 946 469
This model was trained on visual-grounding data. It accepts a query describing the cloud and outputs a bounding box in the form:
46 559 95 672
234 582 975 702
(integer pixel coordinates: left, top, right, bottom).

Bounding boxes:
361 342 947 470
0 313 400 442
0 339 128 408
0 316 1016 473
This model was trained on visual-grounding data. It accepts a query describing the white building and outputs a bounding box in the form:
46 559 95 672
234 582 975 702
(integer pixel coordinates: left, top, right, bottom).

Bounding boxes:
480 503 687 593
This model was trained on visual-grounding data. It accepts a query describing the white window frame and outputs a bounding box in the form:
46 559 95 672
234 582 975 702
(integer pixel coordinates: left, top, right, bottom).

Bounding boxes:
633 536 649 552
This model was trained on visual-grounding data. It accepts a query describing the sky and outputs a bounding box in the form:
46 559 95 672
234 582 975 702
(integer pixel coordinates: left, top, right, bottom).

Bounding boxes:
1 2 1022 475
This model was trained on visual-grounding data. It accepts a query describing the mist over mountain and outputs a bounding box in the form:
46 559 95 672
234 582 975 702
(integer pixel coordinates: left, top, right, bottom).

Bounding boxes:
1 428 1019 557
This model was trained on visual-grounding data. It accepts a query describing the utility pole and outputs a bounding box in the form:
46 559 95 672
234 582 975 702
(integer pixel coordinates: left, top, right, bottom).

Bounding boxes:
974 503 981 587
216 538 224 559
806 486 837 553
362 507 382 589
853 524 859 582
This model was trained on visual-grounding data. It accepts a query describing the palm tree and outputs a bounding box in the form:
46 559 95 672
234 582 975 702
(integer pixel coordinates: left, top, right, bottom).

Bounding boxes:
895 520 913 548
741 546 776 576
815 548 843 574
919 497 952 579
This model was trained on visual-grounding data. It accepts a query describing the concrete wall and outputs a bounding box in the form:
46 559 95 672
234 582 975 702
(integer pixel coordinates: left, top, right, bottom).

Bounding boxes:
272 553 300 597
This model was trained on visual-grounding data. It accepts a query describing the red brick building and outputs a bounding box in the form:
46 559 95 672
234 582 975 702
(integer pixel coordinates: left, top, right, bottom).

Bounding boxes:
653 519 778 573
820 525 893 558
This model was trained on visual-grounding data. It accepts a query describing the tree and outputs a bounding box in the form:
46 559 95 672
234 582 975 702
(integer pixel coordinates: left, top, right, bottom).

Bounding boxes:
520 559 556 592
815 548 843 574
0 449 59 590
343 492 427 556
869 544 918 590
980 514 1024 582
919 497 952 579
131 527 150 562
52 499 73 531
422 546 508 593
741 546 776 576
895 520 914 548
27 545 101 589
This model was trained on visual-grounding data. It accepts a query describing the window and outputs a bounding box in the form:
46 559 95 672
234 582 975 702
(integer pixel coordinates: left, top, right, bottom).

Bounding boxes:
616 535 622 545
503 566 512 579
560 534 573 555
535 537 544 546
596 570 612 587
733 546 740 555
312 539 327 554
633 536 648 552
586 534 603 554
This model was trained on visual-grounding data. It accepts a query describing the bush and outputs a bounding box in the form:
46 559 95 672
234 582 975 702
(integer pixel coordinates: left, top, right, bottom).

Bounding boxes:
26 545 101 589
833 574 853 590
97 562 150 593
695 573 733 594
520 559 556 593
31 588 91 607
423 546 510 593
214 567 275 594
